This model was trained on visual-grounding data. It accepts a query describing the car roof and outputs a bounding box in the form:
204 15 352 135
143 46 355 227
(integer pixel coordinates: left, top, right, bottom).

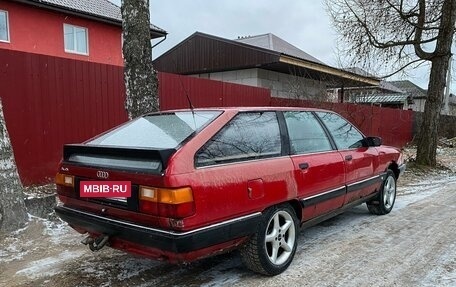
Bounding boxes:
158 106 330 113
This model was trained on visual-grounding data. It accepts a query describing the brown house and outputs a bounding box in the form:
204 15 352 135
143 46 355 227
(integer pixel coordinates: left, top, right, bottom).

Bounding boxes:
153 32 379 102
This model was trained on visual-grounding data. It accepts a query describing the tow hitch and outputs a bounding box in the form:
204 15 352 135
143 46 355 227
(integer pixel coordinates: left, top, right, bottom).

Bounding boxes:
81 235 110 252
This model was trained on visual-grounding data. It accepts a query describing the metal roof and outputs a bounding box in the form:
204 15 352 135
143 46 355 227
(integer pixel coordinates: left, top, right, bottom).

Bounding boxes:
344 67 404 93
354 94 409 104
16 0 166 36
344 67 375 77
379 81 405 93
235 33 324 65
388 80 427 98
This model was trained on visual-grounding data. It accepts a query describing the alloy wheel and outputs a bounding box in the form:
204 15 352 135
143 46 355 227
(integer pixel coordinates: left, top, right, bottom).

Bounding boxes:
383 175 396 209
264 210 296 265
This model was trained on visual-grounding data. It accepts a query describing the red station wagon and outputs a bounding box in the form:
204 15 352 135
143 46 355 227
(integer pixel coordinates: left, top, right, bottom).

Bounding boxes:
55 107 405 275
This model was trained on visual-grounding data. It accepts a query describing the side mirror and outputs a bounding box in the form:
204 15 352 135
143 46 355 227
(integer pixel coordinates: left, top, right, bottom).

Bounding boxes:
363 136 382 147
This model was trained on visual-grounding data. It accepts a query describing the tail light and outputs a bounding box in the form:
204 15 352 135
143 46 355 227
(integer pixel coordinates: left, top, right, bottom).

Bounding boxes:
55 173 75 197
139 186 195 218
55 173 74 186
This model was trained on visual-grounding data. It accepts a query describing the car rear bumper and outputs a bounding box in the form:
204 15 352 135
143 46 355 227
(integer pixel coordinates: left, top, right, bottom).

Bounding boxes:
55 205 261 254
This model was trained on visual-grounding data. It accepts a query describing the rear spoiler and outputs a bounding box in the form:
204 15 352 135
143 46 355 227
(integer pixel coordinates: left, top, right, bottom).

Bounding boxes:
63 144 176 171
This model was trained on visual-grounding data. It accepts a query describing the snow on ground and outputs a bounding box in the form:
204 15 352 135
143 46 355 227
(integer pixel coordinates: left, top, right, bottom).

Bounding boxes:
15 250 85 279
0 226 31 263
421 241 456 287
395 173 456 210
0 147 455 287
23 184 55 200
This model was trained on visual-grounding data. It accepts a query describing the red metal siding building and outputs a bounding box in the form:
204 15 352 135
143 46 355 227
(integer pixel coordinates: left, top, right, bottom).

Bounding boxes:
0 0 166 66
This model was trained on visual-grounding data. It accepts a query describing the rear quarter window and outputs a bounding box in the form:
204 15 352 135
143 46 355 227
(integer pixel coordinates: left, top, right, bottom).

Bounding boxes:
196 112 281 167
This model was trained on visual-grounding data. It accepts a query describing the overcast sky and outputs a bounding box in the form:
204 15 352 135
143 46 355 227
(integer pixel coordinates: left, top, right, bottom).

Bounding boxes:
109 0 455 93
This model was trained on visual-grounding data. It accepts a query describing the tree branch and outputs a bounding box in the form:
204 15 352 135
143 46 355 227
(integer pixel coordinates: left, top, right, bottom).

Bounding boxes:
414 0 436 60
384 0 441 31
343 0 438 50
380 59 427 79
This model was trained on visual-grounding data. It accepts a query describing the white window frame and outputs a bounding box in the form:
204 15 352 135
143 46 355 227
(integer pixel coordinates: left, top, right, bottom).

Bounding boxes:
0 10 10 43
63 23 89 55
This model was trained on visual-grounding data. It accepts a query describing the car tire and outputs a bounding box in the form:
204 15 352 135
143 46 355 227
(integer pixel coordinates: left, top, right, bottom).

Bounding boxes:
240 204 299 276
367 170 397 215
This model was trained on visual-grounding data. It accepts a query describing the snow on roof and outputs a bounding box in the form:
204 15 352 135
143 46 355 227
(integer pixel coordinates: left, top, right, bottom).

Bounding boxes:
234 33 325 65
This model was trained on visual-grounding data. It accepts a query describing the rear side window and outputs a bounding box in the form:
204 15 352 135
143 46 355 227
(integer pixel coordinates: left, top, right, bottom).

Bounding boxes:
316 112 364 149
196 112 281 166
284 111 332 154
87 111 221 149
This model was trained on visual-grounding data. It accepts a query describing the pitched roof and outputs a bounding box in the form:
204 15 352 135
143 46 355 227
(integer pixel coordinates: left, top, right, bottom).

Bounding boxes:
378 81 404 93
235 33 324 65
16 0 166 37
344 67 404 93
388 80 427 98
344 67 375 77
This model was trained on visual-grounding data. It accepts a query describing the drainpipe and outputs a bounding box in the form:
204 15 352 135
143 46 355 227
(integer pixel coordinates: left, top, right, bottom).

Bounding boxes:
151 35 167 60
152 35 167 48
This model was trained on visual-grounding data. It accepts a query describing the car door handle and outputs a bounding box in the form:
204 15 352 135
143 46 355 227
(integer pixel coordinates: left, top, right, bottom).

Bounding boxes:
345 155 353 161
299 163 309 170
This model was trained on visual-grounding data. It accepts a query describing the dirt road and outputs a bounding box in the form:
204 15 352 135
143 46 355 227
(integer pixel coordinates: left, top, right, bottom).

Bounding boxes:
1 174 455 287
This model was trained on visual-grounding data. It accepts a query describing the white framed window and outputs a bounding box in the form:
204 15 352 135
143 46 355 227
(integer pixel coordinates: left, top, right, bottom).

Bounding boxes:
0 10 10 43
64 23 88 55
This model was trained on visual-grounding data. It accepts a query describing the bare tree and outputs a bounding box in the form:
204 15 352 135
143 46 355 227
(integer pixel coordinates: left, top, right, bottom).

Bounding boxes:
121 0 159 119
326 0 456 166
286 66 333 102
0 98 28 232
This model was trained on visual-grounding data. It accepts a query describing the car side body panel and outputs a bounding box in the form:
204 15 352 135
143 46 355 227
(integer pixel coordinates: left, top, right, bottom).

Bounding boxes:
168 157 296 231
290 151 345 218
340 146 381 204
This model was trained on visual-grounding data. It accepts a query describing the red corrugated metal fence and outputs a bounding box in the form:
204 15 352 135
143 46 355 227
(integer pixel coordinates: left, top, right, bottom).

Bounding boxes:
0 50 271 185
0 49 127 185
158 72 270 109
0 49 413 185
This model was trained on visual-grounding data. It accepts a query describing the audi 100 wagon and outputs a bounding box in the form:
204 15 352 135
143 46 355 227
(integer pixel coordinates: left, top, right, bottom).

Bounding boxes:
55 107 405 275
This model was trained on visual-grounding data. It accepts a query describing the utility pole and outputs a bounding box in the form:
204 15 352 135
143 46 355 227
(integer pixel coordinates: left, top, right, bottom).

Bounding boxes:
443 55 452 115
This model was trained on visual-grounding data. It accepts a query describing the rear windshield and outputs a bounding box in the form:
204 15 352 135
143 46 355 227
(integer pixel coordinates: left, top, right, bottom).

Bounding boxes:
86 111 221 149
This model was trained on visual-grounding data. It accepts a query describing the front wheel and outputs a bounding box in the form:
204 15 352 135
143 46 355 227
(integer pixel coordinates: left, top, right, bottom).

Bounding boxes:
367 170 397 215
240 204 299 276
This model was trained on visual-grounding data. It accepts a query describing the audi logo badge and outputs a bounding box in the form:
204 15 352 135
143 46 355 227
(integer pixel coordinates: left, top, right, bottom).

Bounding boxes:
96 171 109 179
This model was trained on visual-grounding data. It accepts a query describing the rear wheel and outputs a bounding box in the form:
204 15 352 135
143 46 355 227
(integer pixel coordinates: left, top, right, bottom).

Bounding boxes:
240 204 298 276
367 170 397 215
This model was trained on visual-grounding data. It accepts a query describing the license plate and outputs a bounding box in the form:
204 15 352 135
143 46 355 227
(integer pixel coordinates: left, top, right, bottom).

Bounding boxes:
80 181 132 198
